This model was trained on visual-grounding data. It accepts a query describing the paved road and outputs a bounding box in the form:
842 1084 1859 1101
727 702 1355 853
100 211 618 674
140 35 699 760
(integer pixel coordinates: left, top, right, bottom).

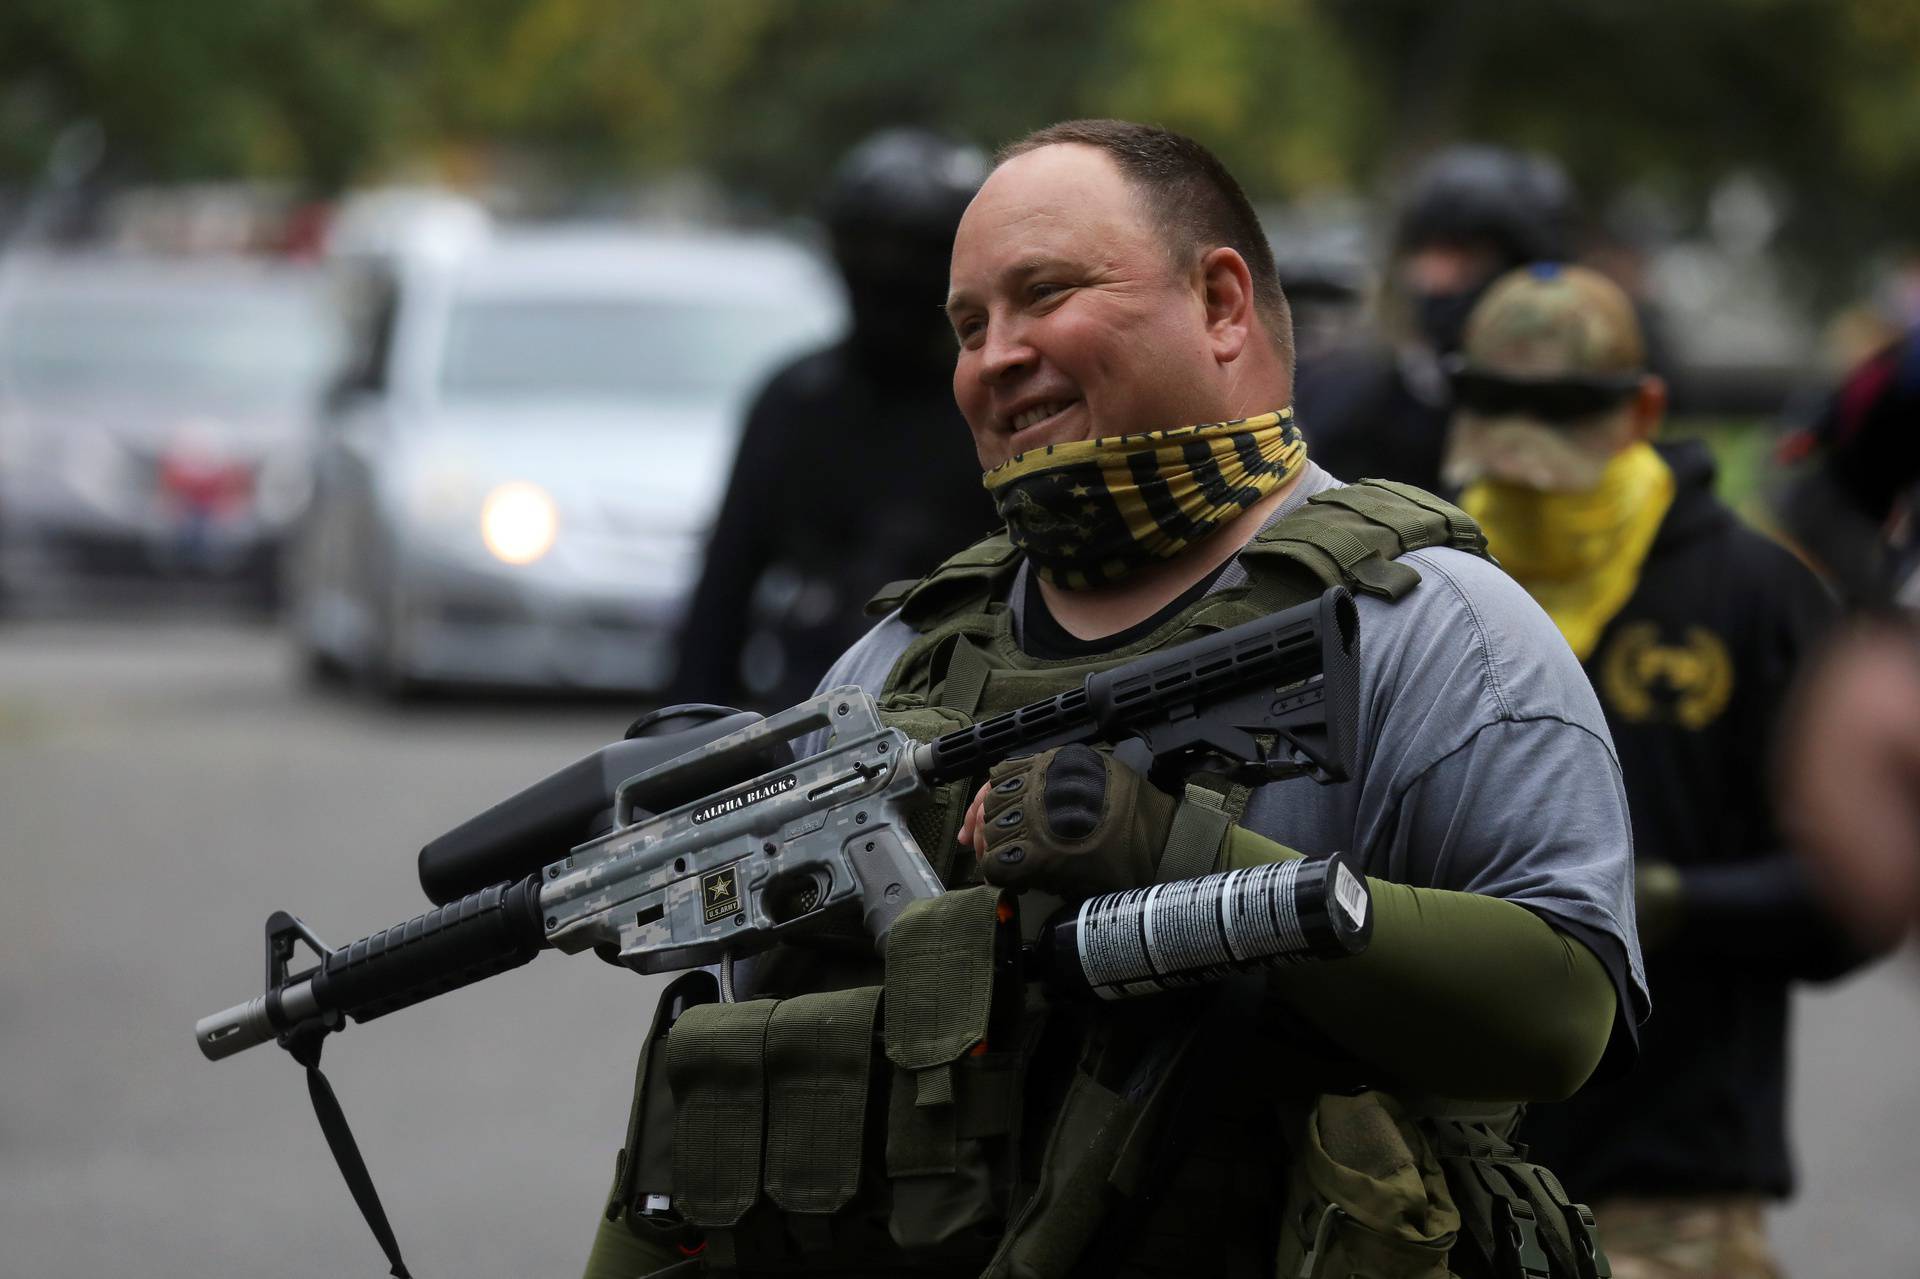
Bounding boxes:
1 617 1914 1277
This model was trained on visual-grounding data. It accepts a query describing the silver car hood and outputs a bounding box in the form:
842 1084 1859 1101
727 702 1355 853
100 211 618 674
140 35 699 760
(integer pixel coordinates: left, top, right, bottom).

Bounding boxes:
2 390 309 458
396 396 743 531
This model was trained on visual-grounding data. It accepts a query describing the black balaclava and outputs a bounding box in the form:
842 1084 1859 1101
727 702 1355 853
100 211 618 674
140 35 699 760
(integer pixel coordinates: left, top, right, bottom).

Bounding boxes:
1394 144 1579 357
821 128 988 381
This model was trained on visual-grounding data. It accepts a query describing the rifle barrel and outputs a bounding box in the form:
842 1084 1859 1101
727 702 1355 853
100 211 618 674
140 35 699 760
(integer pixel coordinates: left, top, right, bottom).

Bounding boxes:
196 876 548 1062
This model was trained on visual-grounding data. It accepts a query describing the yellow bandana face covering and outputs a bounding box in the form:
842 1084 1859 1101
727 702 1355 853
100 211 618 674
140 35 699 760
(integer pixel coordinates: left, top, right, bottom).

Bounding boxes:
983 408 1307 589
1461 440 1674 661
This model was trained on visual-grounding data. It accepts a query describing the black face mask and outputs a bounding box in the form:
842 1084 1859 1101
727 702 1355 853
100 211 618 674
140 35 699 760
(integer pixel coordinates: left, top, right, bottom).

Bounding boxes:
836 232 956 375
1411 287 1486 357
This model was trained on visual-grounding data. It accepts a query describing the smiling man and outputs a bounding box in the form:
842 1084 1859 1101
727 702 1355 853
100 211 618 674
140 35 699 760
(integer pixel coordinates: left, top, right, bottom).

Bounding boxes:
942 131 1307 639
586 122 1647 1279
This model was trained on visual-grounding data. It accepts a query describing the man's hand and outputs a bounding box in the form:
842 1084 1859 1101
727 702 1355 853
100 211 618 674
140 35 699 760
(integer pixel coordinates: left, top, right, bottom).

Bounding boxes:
955 743 1178 898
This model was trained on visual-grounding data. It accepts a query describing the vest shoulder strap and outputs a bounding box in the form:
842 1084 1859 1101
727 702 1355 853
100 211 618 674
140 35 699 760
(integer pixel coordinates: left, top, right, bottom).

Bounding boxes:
865 528 1020 626
1240 479 1492 605
1323 478 1490 555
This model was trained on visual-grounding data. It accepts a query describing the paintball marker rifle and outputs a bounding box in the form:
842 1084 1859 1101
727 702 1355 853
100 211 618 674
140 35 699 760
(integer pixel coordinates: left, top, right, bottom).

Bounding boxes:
195 585 1371 1274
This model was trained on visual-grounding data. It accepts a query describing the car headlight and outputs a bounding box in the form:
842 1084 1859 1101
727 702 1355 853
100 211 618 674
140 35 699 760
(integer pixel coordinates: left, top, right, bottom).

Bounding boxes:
480 481 558 565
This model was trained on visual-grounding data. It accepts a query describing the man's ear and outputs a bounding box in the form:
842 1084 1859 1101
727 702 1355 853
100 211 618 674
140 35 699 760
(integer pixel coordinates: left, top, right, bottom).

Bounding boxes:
1197 246 1255 364
1628 374 1667 442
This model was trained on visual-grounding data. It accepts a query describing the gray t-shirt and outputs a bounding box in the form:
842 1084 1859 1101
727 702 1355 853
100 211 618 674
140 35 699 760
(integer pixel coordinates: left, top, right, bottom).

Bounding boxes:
812 463 1649 1021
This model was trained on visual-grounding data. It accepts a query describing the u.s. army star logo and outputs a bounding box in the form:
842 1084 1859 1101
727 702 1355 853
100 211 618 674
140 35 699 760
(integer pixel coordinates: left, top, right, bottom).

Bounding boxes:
1599 621 1735 730
700 865 743 924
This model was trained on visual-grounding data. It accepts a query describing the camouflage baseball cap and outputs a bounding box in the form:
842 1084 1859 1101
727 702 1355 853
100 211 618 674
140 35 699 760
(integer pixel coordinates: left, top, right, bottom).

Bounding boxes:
1443 263 1651 491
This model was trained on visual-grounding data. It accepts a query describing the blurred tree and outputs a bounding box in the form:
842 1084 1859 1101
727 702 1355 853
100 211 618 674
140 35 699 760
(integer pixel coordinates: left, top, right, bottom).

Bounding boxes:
1315 0 1920 295
1096 0 1375 197
0 0 410 188
3 0 1918 297
700 0 1115 201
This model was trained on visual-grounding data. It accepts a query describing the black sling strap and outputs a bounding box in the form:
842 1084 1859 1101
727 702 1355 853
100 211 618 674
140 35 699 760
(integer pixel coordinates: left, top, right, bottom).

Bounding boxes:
284 1022 413 1279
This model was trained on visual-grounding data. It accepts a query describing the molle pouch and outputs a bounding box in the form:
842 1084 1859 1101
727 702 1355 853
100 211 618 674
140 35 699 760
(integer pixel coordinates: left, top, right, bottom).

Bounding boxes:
761 985 887 1256
655 983 896 1274
883 885 1024 1257
664 996 782 1269
607 970 717 1253
987 1011 1189 1279
1276 1091 1461 1279
875 694 979 888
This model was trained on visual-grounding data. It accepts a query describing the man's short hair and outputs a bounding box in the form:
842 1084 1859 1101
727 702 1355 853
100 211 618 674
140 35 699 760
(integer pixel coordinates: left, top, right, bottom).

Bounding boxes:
999 119 1294 373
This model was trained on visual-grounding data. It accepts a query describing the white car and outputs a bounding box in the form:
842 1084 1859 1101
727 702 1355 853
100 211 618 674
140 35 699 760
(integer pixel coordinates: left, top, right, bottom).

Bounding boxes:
290 220 844 693
0 254 338 599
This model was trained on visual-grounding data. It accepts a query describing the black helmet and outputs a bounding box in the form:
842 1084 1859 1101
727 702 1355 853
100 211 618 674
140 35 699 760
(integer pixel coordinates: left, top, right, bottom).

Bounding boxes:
823 129 986 372
1393 144 1578 267
1796 326 1920 524
1775 325 1920 606
821 127 987 244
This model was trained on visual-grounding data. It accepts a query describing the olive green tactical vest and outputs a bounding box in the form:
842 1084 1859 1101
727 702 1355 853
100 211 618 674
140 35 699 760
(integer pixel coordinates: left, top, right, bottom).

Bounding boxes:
868 479 1493 888
864 480 1502 1279
613 482 1610 1278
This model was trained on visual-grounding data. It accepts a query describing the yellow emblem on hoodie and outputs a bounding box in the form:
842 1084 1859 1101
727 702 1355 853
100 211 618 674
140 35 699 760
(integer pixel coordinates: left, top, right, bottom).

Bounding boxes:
1598 621 1735 730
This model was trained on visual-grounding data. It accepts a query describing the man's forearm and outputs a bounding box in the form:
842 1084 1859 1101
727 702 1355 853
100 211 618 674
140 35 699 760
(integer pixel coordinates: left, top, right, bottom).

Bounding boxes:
1236 833 1616 1102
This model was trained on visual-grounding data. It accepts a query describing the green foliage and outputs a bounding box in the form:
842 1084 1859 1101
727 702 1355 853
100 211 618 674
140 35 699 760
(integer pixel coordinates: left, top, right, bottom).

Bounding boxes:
0 0 404 186
1095 0 1375 196
629 0 1125 207
4 0 1919 286
1667 416 1781 525
1314 0 1920 279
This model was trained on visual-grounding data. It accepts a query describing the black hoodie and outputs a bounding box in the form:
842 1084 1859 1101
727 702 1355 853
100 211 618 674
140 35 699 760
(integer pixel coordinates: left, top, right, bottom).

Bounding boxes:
663 339 998 709
1521 437 1870 1200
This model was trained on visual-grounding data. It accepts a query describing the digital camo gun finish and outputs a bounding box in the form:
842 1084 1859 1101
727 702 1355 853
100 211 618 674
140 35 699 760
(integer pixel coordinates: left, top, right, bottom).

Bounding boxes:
197 584 1363 1064
542 688 943 973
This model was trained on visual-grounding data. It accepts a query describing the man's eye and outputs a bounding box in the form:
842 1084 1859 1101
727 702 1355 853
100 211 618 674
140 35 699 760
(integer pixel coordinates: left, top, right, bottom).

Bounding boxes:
954 317 985 345
1029 282 1065 302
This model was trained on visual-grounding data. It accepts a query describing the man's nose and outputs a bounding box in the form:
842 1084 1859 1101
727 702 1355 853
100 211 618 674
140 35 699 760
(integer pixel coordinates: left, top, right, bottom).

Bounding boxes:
976 316 1036 385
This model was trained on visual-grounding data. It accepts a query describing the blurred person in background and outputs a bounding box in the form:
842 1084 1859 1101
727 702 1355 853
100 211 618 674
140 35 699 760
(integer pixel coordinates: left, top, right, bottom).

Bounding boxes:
1294 144 1578 493
1777 618 1920 945
1772 323 1920 611
661 128 996 710
1774 324 1920 952
1814 255 1920 380
1444 264 1882 1278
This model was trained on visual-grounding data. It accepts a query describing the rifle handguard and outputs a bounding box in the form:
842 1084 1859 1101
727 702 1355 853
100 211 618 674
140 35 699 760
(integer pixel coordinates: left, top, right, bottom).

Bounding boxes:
195 877 548 1061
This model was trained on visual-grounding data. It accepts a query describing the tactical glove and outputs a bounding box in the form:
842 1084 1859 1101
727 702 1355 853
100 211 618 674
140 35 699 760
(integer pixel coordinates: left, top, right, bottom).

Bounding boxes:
976 743 1179 898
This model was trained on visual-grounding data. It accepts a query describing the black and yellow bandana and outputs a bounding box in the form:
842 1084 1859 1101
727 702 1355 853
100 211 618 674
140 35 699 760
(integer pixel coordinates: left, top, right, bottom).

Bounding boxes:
982 408 1307 589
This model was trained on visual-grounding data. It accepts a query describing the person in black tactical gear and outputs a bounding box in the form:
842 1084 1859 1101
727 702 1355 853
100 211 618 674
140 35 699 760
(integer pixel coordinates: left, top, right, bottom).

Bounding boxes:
586 121 1645 1279
1441 264 1886 1277
1773 322 1920 611
662 128 998 710
1294 144 1578 494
